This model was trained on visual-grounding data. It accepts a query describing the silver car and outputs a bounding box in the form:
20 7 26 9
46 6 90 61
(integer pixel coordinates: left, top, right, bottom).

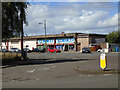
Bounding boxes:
10 48 21 52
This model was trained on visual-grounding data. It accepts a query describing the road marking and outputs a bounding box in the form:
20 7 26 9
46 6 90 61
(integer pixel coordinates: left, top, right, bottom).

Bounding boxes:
87 75 93 77
26 69 36 73
52 66 56 68
38 67 50 71
103 74 113 76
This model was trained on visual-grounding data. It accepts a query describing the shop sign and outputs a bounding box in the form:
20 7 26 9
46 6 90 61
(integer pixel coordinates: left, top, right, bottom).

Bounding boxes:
56 38 74 44
38 39 54 44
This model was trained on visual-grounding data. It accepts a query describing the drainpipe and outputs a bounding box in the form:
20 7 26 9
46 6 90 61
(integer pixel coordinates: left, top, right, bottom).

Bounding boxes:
74 33 77 52
54 38 56 48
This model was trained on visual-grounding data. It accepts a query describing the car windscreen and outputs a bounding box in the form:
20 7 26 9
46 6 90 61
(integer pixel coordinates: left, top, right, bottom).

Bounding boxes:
34 48 39 50
49 48 54 49
82 48 90 50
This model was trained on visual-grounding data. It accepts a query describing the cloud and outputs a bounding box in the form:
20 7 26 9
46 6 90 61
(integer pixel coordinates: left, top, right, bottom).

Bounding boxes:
98 13 118 28
27 0 119 2
24 3 118 36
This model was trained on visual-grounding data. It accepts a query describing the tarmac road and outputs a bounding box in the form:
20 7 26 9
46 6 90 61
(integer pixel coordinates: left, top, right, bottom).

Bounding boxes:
3 73 118 88
2 52 119 88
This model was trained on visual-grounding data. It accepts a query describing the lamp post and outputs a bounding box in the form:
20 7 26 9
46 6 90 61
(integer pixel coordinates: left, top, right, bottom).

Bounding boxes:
39 20 47 51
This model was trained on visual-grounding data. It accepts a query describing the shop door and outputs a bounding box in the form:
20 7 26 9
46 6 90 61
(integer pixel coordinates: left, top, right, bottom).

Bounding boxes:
65 45 68 51
77 44 80 51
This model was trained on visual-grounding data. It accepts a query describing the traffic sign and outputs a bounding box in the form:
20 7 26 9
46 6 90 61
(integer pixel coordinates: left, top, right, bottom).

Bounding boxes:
100 50 107 70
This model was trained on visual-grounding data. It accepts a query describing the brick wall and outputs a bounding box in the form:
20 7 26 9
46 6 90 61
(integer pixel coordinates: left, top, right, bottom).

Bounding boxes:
77 37 89 52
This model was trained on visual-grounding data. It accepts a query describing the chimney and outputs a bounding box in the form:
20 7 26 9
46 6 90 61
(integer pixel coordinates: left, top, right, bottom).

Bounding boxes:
62 32 65 35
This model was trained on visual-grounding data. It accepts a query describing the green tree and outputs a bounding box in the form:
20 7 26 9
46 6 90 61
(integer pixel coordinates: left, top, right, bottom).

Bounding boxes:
2 2 28 39
106 30 120 44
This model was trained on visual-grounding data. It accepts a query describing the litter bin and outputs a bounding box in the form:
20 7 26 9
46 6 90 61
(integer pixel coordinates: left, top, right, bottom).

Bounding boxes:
119 47 120 52
115 47 119 52
112 47 115 52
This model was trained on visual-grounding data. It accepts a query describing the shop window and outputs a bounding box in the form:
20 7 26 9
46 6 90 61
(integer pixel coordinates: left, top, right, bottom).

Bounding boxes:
91 38 96 43
69 45 74 50
11 41 18 44
56 45 63 50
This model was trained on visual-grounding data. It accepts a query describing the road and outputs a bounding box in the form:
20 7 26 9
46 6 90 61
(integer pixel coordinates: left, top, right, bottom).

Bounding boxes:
2 52 119 88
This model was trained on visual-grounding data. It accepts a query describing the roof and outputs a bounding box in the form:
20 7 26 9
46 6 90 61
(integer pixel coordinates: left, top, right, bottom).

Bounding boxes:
3 32 106 40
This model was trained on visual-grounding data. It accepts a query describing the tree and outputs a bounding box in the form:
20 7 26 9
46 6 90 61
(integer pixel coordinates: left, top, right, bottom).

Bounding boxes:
2 1 29 60
106 30 120 44
2 2 28 39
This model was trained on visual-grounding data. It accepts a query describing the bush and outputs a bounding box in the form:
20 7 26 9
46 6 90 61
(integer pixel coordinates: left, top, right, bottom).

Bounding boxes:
2 52 21 65
106 30 120 44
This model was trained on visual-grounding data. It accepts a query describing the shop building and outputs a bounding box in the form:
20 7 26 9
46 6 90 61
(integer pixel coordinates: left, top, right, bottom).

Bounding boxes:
2 32 106 52
36 32 75 51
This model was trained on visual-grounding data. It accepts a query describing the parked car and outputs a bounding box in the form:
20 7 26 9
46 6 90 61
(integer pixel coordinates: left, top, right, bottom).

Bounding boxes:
82 47 91 53
32 48 45 53
23 48 31 53
89 44 102 52
1 49 9 52
97 49 102 52
47 47 61 53
10 48 21 52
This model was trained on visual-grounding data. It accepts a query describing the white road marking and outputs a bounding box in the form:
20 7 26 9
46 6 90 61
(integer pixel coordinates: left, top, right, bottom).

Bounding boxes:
103 74 113 76
26 69 36 73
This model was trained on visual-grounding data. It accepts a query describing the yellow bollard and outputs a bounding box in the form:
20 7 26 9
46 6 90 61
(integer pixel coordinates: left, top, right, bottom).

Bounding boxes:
100 49 107 70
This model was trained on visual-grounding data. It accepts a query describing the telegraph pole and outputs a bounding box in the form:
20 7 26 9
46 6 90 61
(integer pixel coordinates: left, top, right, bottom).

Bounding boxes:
44 20 47 50
39 20 47 51
20 7 24 60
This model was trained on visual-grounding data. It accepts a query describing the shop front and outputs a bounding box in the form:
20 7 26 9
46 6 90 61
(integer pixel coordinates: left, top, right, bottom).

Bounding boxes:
37 39 54 49
37 38 75 51
56 38 75 51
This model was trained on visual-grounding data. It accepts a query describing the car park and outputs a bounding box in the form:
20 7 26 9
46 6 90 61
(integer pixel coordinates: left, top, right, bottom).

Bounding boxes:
82 47 91 53
47 47 61 53
10 48 21 52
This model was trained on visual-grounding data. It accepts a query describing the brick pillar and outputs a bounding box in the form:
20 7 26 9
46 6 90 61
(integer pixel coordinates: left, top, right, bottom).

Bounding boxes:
74 33 77 51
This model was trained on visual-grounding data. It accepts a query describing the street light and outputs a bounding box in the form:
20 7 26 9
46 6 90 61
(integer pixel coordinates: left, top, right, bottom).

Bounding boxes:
39 20 47 51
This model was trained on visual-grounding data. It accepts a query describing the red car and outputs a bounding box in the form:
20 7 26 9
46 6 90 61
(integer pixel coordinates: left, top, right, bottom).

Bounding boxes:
47 47 61 53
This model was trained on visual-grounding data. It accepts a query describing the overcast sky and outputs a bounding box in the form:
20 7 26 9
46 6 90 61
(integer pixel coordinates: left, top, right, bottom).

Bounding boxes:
23 2 119 36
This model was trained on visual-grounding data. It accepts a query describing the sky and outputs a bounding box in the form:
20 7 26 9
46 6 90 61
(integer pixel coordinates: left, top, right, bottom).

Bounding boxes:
23 1 119 36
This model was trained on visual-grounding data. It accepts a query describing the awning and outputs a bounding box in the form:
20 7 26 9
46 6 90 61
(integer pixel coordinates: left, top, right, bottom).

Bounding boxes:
68 43 74 45
37 44 43 45
55 43 64 45
47 44 54 45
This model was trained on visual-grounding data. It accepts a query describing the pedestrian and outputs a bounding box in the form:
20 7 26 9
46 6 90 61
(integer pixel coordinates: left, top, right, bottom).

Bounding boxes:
63 46 64 51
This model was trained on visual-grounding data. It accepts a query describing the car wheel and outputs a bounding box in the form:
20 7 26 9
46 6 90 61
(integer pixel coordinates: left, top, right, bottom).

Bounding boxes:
48 51 50 53
54 51 56 53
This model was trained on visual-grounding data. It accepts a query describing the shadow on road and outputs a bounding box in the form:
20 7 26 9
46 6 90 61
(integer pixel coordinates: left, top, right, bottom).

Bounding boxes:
2 58 94 68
